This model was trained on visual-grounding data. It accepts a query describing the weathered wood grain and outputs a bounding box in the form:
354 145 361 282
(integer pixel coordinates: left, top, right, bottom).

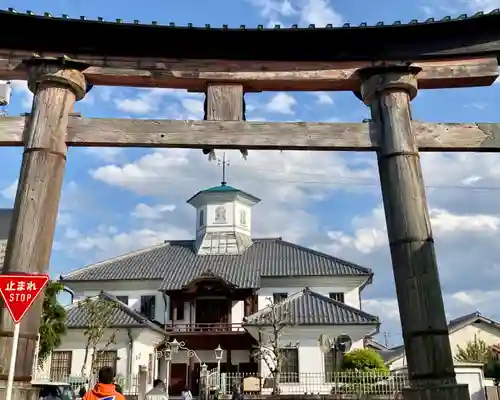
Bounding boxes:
0 51 497 91
0 64 86 391
204 83 247 159
0 117 499 152
363 71 468 399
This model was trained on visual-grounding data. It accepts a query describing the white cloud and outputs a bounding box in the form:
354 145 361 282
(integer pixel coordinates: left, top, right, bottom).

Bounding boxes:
1 181 18 201
114 89 165 114
180 98 204 118
131 203 177 219
10 80 32 110
247 0 342 27
83 148 124 163
266 92 297 114
313 92 334 105
62 225 191 260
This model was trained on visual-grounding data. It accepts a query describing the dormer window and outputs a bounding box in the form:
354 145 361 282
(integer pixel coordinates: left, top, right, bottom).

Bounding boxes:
273 292 288 303
329 292 345 303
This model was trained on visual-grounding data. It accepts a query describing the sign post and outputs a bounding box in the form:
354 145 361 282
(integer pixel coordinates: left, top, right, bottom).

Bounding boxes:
0 274 49 400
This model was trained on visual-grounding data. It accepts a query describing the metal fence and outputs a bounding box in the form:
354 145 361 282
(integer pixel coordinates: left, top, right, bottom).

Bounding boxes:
31 373 140 395
210 371 409 396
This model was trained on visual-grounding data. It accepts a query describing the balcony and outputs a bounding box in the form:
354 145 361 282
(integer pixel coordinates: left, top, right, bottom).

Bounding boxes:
166 322 245 334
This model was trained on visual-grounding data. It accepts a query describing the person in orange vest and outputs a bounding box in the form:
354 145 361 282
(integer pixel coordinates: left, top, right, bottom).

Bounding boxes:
83 367 125 400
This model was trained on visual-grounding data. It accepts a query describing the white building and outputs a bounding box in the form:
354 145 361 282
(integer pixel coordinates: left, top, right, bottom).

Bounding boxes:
384 312 500 370
41 182 380 394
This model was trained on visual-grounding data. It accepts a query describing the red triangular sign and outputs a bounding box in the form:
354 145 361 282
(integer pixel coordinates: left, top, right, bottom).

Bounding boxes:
0 274 49 323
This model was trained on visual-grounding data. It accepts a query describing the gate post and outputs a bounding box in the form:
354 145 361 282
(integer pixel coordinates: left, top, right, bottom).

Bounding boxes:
358 67 470 400
0 58 86 400
199 364 208 400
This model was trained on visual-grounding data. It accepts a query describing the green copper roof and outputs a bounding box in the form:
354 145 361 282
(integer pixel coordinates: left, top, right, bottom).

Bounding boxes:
203 185 240 193
186 184 261 205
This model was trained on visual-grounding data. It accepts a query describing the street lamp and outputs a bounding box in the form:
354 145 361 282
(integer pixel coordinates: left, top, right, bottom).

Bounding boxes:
215 345 224 390
164 348 172 399
170 338 180 353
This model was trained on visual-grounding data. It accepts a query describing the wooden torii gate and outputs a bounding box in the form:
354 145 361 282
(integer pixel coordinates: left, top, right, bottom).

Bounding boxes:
0 8 500 400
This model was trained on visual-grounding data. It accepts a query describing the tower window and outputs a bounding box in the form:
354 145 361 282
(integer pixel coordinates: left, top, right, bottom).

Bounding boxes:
214 206 227 223
240 209 247 226
199 209 205 227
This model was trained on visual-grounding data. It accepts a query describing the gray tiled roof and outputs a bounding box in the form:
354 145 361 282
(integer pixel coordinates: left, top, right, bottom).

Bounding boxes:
61 238 372 290
66 292 165 334
243 288 379 326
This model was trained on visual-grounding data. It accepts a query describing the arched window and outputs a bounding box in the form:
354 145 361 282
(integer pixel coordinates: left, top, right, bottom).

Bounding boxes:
240 209 247 226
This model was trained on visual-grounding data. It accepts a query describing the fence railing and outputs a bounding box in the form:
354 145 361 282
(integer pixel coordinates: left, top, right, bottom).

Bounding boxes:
209 371 409 396
31 373 140 395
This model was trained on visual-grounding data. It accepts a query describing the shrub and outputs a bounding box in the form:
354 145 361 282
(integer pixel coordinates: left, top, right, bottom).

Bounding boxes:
342 348 388 372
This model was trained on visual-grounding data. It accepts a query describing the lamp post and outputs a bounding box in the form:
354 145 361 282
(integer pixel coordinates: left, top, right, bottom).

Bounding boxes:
164 347 172 400
157 339 204 397
215 345 224 390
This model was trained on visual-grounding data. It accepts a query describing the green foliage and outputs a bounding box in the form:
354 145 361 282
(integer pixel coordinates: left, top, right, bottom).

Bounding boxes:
485 358 500 383
454 334 491 364
455 335 500 383
341 348 388 372
38 281 67 368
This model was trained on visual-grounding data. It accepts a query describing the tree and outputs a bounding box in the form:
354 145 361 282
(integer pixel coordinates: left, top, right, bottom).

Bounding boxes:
78 295 118 377
455 335 500 382
454 335 491 364
341 348 388 373
38 281 67 368
250 297 298 395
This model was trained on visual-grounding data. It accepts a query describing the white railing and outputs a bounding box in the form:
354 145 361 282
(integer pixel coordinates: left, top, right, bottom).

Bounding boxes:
210 371 409 396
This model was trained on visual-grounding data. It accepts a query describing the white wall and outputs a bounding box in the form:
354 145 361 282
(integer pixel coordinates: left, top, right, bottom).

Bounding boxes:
449 324 500 358
67 275 369 336
38 327 163 388
38 330 132 378
394 364 486 400
254 326 378 382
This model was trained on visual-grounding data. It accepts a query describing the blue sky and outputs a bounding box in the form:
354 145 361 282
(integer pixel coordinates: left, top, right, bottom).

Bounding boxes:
1 0 500 346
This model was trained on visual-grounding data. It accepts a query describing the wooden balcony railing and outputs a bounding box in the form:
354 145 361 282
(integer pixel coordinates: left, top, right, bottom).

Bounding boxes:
166 323 245 333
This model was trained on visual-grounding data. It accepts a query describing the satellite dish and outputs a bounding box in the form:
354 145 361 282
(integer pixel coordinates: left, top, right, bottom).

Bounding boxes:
335 334 352 353
318 334 333 354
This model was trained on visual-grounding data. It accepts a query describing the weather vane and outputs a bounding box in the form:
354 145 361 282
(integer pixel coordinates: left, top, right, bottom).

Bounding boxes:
217 153 230 186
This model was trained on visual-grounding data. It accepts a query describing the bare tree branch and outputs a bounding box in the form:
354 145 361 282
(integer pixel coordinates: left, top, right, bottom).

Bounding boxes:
78 296 119 377
250 297 301 395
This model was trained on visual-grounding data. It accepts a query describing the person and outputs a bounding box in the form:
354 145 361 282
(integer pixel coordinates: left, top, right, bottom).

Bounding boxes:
83 367 125 400
145 379 167 400
79 380 89 398
231 384 243 400
181 386 193 400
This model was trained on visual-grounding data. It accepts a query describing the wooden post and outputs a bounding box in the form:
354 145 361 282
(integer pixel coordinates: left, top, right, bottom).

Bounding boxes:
204 83 245 158
359 68 470 400
0 59 86 400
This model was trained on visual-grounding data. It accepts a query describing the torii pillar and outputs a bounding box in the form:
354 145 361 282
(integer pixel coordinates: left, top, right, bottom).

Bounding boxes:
0 59 86 400
358 67 470 400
